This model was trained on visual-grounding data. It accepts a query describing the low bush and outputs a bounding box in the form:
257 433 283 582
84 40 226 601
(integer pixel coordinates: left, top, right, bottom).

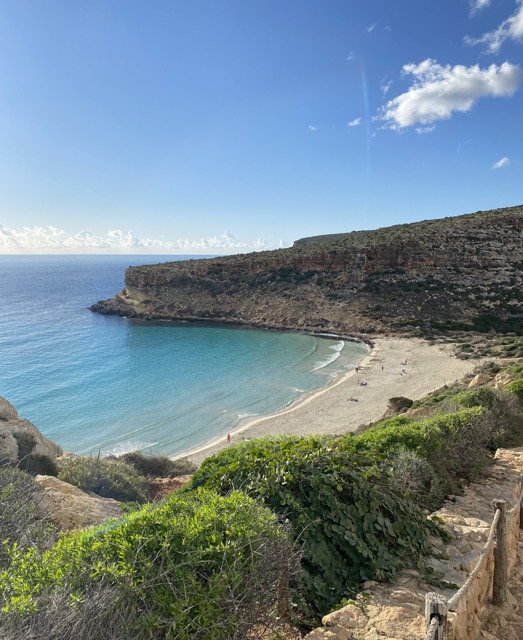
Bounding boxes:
0 488 295 640
0 467 55 568
453 387 523 448
345 407 495 485
116 450 196 478
507 379 523 403
58 457 147 503
385 450 445 510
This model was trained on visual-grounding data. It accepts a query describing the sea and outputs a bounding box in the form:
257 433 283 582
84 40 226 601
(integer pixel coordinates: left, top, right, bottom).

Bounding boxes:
0 255 368 458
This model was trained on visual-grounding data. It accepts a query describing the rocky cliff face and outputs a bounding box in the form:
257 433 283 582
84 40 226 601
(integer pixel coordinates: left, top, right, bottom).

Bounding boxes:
91 205 523 336
0 397 62 470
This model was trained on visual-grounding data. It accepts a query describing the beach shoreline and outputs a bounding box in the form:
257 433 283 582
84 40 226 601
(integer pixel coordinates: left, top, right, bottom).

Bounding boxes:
179 336 479 466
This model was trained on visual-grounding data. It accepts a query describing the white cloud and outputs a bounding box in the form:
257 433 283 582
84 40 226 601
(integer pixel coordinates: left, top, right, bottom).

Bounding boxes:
470 0 491 15
492 156 510 169
347 117 362 127
0 225 288 254
308 124 318 131
367 23 376 33
378 59 521 130
465 1 523 52
346 51 355 61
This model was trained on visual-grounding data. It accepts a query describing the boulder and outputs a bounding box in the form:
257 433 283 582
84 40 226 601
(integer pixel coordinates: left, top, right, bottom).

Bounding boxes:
35 475 121 531
492 372 515 389
468 373 491 387
0 396 62 467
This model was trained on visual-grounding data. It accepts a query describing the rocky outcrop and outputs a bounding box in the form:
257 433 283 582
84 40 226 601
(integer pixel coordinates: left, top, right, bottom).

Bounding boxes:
0 397 62 468
35 475 121 531
91 205 523 336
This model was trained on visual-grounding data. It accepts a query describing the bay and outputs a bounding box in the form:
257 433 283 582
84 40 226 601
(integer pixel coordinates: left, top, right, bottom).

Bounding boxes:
0 255 367 457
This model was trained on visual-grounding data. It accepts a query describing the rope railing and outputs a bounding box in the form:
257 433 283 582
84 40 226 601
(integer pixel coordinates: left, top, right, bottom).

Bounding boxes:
424 474 523 640
425 611 441 640
446 507 500 611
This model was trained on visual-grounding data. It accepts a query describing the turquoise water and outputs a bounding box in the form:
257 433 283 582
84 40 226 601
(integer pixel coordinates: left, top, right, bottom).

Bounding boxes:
0 255 367 457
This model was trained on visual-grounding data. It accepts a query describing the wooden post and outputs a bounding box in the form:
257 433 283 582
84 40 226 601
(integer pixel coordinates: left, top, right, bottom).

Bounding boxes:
492 499 507 606
277 576 289 620
425 592 447 640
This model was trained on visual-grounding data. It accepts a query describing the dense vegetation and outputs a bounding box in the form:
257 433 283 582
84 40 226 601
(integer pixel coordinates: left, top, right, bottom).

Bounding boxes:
191 436 440 619
190 371 523 620
1 362 522 638
0 488 294 640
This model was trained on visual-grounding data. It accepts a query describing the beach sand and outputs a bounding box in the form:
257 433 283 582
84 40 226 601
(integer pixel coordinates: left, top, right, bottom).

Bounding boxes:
183 337 478 466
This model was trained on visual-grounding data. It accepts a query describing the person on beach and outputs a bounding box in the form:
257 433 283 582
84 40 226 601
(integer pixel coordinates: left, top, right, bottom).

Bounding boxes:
226 433 231 444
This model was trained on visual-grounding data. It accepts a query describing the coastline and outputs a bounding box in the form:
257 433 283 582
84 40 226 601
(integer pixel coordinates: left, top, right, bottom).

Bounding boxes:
181 336 479 466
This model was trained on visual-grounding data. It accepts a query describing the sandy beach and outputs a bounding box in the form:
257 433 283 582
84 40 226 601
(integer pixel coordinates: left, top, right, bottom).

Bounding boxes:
183 337 478 466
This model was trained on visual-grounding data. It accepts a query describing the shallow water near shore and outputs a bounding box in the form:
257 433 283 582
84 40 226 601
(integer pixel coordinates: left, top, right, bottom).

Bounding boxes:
0 255 367 457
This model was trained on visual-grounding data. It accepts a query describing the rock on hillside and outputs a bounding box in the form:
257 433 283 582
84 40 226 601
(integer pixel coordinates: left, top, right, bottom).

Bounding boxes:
35 474 121 531
0 397 62 468
91 205 523 336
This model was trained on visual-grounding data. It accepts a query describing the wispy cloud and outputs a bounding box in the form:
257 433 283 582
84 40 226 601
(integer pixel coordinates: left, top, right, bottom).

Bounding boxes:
367 23 376 33
415 125 436 134
347 117 362 127
380 79 393 95
470 0 491 16
378 59 521 130
0 225 287 254
492 156 510 169
308 124 318 131
346 51 355 61
465 1 523 51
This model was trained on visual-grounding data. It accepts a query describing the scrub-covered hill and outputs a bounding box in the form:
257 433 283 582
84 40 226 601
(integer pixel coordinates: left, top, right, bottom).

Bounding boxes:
92 205 523 336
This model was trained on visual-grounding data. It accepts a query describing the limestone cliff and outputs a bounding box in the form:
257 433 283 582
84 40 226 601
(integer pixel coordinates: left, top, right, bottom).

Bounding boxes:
91 205 523 336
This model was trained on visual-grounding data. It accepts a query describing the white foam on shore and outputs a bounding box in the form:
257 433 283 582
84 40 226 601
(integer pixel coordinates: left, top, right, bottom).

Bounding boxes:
102 440 159 457
311 340 345 371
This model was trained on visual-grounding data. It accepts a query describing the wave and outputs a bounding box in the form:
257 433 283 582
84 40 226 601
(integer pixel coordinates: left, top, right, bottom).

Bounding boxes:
288 386 305 393
102 440 159 457
311 340 345 372
237 412 258 420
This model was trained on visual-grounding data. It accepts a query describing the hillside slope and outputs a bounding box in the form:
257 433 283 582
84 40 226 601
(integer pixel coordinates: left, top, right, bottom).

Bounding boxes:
91 205 523 336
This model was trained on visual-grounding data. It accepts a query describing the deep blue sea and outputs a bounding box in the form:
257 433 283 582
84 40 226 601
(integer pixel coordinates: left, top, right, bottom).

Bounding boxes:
0 255 367 457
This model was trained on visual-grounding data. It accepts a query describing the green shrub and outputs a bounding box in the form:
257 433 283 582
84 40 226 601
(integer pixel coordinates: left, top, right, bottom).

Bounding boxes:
507 379 523 403
453 387 523 448
0 488 294 640
455 387 500 410
385 450 445 510
0 467 55 568
116 450 196 478
190 436 439 618
348 408 491 485
58 457 147 503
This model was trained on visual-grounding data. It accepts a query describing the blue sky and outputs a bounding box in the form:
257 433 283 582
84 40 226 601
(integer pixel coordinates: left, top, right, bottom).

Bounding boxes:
0 0 522 254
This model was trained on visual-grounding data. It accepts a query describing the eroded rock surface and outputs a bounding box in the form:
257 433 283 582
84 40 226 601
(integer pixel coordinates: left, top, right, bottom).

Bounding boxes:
0 396 62 467
35 474 121 530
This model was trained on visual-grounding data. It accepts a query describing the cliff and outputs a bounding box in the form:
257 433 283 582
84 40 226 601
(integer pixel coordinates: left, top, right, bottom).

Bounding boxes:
91 205 523 336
